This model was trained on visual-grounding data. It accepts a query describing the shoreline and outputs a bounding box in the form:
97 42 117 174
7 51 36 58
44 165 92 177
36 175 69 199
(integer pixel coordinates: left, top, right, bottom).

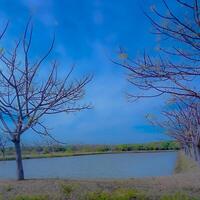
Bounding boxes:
0 149 178 161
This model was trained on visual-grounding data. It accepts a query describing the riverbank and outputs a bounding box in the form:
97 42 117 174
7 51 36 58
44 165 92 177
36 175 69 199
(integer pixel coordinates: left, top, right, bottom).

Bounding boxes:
0 141 179 161
0 149 178 161
0 152 199 200
174 151 199 174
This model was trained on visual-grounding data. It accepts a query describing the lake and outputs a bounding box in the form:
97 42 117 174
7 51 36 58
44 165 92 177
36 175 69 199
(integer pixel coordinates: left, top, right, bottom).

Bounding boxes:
0 152 177 179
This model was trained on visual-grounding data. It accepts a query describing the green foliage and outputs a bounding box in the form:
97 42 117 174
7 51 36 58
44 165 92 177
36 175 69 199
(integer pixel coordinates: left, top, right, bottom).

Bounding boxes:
43 147 51 154
12 195 49 200
60 183 75 198
114 141 180 152
96 146 111 152
0 141 180 160
85 189 147 200
85 190 197 200
4 184 13 192
86 191 110 200
161 193 198 200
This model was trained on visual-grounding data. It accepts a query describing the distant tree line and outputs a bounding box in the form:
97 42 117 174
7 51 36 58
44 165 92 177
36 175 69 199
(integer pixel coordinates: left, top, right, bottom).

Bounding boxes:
0 141 180 160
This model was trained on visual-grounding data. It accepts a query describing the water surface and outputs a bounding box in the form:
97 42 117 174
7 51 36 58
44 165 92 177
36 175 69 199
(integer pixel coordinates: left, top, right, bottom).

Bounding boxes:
0 152 177 179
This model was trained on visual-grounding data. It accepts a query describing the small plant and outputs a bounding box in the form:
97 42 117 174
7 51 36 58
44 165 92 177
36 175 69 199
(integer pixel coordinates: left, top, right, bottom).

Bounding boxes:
60 183 75 198
113 188 147 200
86 191 110 200
4 184 13 192
85 188 147 200
161 193 198 200
174 152 199 174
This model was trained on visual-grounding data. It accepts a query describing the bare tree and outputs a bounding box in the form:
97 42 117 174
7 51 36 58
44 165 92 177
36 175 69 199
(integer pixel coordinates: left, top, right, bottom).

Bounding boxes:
0 20 92 180
160 99 200 163
114 0 200 101
113 0 200 162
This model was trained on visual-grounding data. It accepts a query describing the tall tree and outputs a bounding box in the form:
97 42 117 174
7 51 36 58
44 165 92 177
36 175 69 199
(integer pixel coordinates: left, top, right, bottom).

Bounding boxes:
151 99 200 163
115 0 200 100
114 0 200 161
0 21 92 180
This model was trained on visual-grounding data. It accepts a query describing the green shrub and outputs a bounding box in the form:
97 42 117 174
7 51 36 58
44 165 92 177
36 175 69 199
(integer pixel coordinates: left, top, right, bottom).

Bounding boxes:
96 146 111 152
4 184 13 192
161 193 197 200
112 189 147 200
114 141 180 152
85 188 147 200
86 191 110 200
60 183 75 198
43 147 50 154
53 145 66 152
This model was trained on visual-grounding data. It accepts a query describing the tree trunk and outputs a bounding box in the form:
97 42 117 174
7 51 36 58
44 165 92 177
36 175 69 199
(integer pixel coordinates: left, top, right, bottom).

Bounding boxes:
184 145 192 157
191 143 200 165
1 149 5 160
14 140 24 180
192 143 198 162
197 146 200 165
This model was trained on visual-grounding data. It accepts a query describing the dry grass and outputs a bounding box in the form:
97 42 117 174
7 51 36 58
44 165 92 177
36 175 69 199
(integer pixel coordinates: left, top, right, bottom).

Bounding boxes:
174 152 199 174
0 173 200 199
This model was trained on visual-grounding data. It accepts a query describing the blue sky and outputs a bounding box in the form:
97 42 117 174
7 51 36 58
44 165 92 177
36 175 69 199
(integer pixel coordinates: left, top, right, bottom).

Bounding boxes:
0 0 171 144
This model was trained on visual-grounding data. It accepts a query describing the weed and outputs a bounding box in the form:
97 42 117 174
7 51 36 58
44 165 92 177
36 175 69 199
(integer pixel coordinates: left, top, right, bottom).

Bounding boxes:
12 195 49 200
60 183 75 198
85 188 148 200
4 184 13 192
161 192 197 200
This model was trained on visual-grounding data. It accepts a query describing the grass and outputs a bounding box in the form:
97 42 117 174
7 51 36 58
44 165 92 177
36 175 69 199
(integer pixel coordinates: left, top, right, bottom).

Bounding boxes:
60 183 76 198
85 190 198 200
160 193 198 200
3 185 13 192
0 179 199 200
2 191 197 200
11 195 49 200
85 189 147 200
174 151 199 174
83 189 199 200
0 191 196 200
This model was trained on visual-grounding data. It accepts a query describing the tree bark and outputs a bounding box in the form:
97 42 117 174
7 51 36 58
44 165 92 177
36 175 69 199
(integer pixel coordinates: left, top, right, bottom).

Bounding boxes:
192 144 198 162
191 143 200 164
197 146 200 165
14 139 24 180
1 149 5 160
